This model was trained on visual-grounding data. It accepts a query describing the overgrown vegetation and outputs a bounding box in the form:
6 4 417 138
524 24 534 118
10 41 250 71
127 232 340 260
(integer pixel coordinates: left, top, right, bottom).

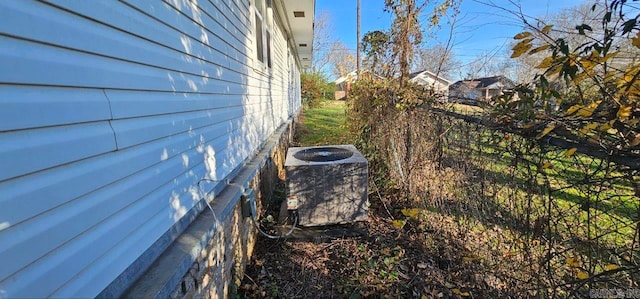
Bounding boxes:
241 1 639 297
345 0 639 296
300 71 334 108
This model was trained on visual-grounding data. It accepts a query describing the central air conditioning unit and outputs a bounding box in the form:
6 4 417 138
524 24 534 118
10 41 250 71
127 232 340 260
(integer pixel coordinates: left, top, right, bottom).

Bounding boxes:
284 144 369 226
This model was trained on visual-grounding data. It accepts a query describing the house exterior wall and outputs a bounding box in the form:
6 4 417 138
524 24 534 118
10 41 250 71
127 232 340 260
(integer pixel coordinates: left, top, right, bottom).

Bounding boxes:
0 0 303 297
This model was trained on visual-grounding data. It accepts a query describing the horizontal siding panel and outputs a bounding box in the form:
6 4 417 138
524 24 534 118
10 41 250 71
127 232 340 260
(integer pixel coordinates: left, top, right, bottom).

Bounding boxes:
106 90 245 118
162 0 249 48
122 0 250 65
215 0 251 34
0 122 116 182
110 107 244 149
0 0 301 296
50 202 169 297
0 118 241 231
41 0 249 76
0 129 251 297
0 85 111 132
50 155 240 297
0 36 245 94
0 1 236 82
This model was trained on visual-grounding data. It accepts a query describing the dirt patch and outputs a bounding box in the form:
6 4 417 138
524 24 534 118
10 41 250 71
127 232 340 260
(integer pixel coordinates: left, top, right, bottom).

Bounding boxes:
237 187 518 298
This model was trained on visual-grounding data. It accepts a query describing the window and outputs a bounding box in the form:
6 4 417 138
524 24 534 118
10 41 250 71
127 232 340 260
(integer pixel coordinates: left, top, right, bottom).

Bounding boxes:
254 0 272 68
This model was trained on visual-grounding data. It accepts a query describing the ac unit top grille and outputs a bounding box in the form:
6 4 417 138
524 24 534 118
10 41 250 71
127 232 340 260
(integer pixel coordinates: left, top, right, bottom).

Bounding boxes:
292 146 354 162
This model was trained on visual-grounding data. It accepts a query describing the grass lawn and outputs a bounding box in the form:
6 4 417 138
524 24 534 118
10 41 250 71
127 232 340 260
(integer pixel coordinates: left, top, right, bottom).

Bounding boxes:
296 100 352 146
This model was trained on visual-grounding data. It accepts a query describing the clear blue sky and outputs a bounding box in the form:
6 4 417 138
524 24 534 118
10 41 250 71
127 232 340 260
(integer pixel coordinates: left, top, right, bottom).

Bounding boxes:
316 0 587 79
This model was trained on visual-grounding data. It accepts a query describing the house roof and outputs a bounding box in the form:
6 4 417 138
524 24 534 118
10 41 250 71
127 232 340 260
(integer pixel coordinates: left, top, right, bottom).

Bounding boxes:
449 76 514 90
277 0 315 69
408 69 452 85
333 70 383 85
334 71 358 85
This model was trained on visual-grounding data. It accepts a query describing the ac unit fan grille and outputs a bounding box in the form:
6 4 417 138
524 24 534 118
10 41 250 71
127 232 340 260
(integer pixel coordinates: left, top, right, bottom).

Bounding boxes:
293 146 354 162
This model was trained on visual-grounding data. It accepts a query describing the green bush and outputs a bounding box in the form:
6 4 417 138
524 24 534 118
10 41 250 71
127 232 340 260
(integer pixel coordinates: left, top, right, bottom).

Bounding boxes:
301 71 333 108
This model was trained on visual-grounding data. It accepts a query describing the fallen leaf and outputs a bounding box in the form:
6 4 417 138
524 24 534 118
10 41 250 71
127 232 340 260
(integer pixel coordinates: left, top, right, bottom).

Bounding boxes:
566 257 581 268
401 208 421 218
565 104 582 115
579 123 598 135
540 162 552 170
617 105 632 118
604 264 619 271
564 148 577 157
630 134 640 147
536 123 556 139
417 262 429 269
577 271 589 280
632 31 640 48
462 256 478 262
392 220 406 229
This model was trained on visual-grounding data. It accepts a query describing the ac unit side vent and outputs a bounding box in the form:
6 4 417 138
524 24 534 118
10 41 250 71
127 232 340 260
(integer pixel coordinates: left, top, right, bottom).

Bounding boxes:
284 145 369 227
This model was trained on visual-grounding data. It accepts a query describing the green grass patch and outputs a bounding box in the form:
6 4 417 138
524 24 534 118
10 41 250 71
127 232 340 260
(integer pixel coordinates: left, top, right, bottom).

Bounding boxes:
296 100 352 146
447 126 637 246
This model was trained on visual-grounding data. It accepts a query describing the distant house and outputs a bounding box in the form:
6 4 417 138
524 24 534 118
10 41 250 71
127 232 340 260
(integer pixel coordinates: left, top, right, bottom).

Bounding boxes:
333 70 359 100
448 76 515 104
333 70 383 100
409 70 451 97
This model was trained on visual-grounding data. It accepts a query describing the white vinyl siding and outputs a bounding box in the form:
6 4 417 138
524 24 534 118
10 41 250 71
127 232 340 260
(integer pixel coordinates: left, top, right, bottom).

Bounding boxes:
0 0 301 297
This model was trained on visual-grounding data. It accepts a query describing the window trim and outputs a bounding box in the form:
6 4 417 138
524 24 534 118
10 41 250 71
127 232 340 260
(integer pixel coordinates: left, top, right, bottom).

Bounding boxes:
253 0 272 71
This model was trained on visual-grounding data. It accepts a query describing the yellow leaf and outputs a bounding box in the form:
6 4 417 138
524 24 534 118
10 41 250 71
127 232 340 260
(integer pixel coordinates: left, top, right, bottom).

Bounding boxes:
452 288 462 295
401 208 420 218
540 162 551 170
461 292 470 297
564 148 577 157
617 105 632 118
512 45 532 58
511 39 533 58
514 31 532 40
566 105 582 115
600 51 618 63
536 123 556 139
632 31 640 48
579 123 598 135
587 100 601 109
462 256 476 262
529 44 550 55
604 264 619 271
599 122 612 131
541 25 553 34
566 257 581 267
392 220 406 228
536 57 554 69
572 72 588 84
577 271 589 280
580 58 596 71
575 102 599 117
548 65 563 76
